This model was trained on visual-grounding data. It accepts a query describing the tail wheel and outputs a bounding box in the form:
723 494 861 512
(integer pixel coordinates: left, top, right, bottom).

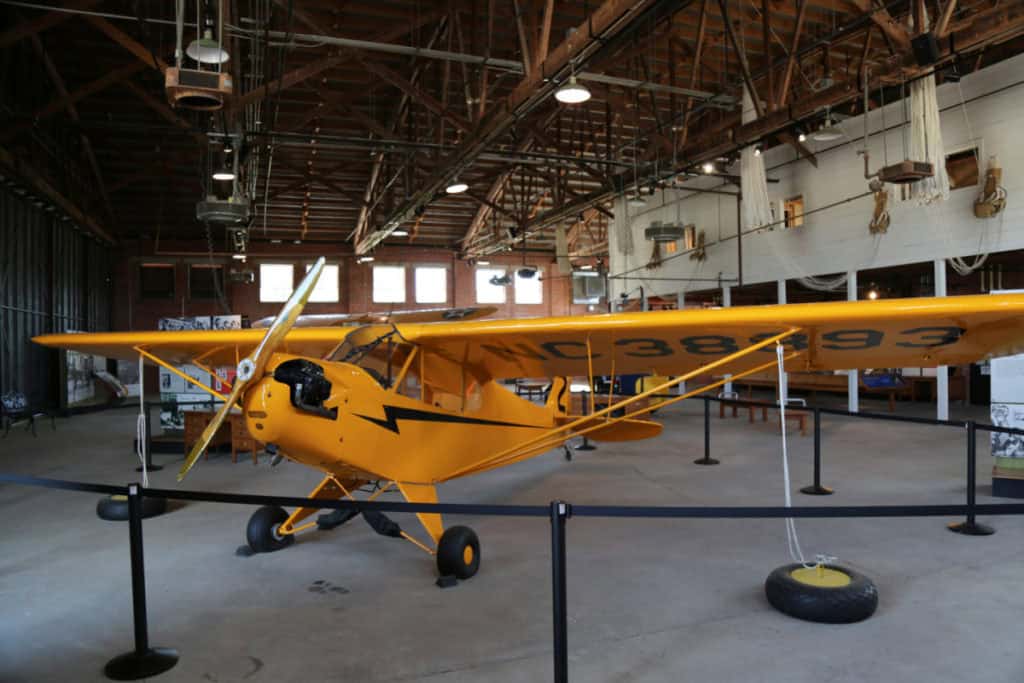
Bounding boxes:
765 563 878 623
246 505 296 553
436 525 480 579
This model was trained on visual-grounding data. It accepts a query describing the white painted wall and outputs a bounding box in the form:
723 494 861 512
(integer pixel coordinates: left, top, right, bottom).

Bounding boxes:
610 54 1024 299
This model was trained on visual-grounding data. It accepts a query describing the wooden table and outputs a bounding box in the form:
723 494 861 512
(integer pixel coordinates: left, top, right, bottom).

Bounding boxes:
183 411 263 464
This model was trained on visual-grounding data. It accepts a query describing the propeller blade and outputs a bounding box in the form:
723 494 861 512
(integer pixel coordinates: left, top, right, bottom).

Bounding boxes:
178 379 246 481
177 257 327 482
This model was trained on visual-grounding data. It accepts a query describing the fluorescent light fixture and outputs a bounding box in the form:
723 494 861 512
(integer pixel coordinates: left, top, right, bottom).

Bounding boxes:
555 75 591 104
187 30 229 65
811 119 843 142
231 254 246 261
445 178 468 194
701 161 714 174
392 229 409 237
798 131 807 142
753 146 762 157
357 255 375 264
271 239 282 244
293 239 301 244
212 168 235 181
579 264 594 270
477 259 491 266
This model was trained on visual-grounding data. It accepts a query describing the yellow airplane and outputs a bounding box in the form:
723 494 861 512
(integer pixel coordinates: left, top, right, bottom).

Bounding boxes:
34 258 1024 579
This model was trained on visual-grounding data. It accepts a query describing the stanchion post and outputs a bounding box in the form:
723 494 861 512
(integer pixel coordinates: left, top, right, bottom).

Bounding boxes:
574 390 596 452
801 408 833 495
550 501 570 683
103 484 178 680
694 396 719 465
948 421 995 536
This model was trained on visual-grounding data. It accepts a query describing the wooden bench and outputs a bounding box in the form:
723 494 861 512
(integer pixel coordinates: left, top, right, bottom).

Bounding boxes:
747 402 808 436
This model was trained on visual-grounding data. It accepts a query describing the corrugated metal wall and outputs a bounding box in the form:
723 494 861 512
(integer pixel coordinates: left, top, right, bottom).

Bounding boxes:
0 185 112 408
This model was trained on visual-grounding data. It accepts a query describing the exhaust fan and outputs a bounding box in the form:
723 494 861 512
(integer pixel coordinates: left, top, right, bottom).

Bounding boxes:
644 221 687 243
196 195 252 224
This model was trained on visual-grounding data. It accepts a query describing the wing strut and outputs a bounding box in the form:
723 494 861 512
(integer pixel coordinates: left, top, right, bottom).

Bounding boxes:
133 346 229 400
441 328 805 481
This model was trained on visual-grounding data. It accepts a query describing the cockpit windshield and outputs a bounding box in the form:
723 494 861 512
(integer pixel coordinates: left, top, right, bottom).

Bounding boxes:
330 325 414 389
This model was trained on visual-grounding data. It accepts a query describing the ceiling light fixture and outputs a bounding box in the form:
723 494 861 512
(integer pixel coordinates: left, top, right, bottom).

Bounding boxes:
212 166 235 181
811 118 843 142
753 145 762 157
187 29 230 65
702 161 715 174
392 229 409 237
357 255 375 264
477 259 491 266
555 75 591 104
579 264 594 271
445 178 468 194
867 287 880 300
627 194 647 208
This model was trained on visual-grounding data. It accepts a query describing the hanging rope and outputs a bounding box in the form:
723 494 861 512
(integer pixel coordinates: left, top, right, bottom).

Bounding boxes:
135 354 148 487
740 88 772 230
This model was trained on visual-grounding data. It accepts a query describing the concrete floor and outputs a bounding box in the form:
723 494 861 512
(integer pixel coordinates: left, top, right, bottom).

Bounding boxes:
2 395 1024 682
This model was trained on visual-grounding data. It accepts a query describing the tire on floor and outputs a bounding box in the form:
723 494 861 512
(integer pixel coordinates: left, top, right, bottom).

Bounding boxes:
765 563 878 624
96 494 168 521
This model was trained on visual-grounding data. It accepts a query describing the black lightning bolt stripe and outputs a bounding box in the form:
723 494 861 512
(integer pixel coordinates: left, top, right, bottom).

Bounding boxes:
353 405 544 435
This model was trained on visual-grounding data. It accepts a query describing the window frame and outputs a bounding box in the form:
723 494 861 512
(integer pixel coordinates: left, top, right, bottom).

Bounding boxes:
372 264 407 304
259 262 295 303
304 262 340 303
414 265 448 304
475 267 508 304
514 268 544 305
138 263 175 300
188 263 225 301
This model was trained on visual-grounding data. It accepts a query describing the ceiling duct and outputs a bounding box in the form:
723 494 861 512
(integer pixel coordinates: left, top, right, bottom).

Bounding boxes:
196 196 252 224
644 221 686 243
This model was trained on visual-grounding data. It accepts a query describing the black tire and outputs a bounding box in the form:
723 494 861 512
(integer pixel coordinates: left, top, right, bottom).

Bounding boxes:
96 495 168 521
765 563 878 624
436 526 480 579
246 505 296 553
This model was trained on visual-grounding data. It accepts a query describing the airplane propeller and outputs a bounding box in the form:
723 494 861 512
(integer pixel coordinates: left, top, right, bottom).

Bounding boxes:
177 257 327 482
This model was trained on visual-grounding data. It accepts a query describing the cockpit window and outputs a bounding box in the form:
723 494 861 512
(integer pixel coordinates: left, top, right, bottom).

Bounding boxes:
331 326 413 389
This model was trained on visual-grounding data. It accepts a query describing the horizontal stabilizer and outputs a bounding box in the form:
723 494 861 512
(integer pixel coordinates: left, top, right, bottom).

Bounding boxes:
557 416 663 442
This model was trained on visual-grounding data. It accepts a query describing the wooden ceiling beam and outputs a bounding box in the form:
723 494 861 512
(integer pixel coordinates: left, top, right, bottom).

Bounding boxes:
358 58 472 134
717 0 763 117
843 0 911 50
0 0 100 48
29 31 114 222
232 9 441 111
84 16 168 74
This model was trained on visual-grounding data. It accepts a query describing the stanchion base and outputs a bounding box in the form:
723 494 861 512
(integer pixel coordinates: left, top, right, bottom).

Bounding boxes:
693 457 720 466
574 441 596 451
104 647 178 680
800 485 833 496
947 520 995 536
134 465 163 472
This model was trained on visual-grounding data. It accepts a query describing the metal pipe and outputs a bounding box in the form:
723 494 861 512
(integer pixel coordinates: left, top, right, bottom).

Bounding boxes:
254 29 730 103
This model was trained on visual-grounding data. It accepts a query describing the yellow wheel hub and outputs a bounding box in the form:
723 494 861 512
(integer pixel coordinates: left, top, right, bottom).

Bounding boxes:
790 566 851 588
110 495 128 502
462 546 474 565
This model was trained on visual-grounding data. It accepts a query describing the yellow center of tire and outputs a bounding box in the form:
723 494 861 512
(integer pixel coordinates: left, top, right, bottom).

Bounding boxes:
463 546 474 565
790 566 851 588
110 495 128 502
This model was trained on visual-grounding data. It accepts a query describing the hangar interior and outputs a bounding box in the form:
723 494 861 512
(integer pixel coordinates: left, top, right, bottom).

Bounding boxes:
3 0 1024 681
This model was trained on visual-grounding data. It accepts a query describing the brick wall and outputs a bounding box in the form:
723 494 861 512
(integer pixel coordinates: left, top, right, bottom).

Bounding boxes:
112 240 590 331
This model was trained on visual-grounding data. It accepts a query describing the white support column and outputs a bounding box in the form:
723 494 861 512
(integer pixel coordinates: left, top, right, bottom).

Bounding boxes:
777 279 788 402
847 271 859 413
935 259 949 421
723 285 733 395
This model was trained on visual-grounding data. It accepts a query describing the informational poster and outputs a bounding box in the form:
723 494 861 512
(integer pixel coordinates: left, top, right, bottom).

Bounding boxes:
157 316 236 430
116 359 141 397
991 290 1024 458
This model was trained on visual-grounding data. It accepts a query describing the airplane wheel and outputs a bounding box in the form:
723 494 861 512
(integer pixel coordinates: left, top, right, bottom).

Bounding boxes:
436 526 480 579
246 505 295 553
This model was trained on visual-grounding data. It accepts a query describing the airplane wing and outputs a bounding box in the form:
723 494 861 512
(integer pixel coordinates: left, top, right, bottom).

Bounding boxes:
394 293 1024 381
32 327 352 367
251 306 497 329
